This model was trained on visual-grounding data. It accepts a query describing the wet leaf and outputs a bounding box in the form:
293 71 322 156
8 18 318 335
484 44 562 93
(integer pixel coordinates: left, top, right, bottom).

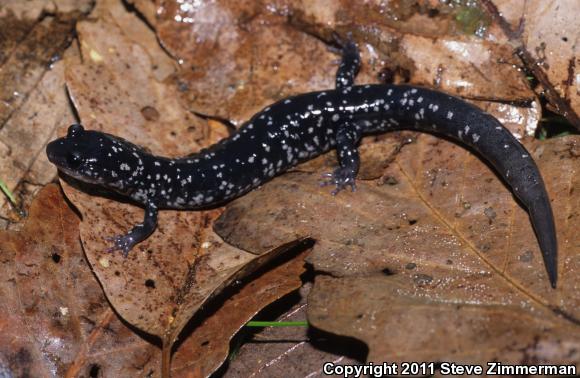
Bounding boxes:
65 11 206 157
59 4 312 375
0 185 161 377
62 178 307 340
224 283 364 378
170 246 311 377
495 0 580 119
155 0 338 125
309 274 579 364
216 135 580 363
0 1 91 223
0 184 308 377
12 0 576 374
154 0 541 135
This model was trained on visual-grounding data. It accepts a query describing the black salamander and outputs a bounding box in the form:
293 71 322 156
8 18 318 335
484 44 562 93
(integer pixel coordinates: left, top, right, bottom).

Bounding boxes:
46 42 558 287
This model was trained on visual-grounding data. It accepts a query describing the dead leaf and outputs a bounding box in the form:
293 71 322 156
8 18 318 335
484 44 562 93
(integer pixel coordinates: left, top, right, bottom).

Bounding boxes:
0 2 91 223
224 283 363 378
0 185 162 377
57 5 313 376
480 0 580 130
13 0 576 374
62 176 307 333
216 134 579 363
155 1 338 125
309 275 580 364
65 14 206 157
0 183 310 377
170 246 311 377
152 1 542 137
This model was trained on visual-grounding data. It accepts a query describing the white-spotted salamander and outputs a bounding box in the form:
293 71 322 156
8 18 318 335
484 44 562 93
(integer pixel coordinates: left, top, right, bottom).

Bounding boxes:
46 41 557 287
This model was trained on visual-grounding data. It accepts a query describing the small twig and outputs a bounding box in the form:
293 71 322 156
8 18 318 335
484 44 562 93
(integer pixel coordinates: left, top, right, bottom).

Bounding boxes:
480 0 580 132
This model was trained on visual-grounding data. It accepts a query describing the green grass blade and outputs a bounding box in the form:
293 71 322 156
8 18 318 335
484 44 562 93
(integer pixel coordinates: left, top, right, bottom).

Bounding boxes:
0 178 16 205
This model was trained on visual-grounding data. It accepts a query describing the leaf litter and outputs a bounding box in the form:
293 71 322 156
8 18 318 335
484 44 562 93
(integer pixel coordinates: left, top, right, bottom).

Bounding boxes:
0 0 92 225
217 134 580 365
1 0 579 376
155 0 579 351
223 283 364 378
57 1 313 374
0 185 162 377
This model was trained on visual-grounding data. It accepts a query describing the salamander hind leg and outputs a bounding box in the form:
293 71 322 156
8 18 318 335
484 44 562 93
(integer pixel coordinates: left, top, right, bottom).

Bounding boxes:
106 201 158 257
321 122 363 195
334 34 361 89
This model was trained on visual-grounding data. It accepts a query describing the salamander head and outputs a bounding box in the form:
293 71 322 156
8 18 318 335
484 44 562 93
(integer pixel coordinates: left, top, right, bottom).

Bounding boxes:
46 124 145 190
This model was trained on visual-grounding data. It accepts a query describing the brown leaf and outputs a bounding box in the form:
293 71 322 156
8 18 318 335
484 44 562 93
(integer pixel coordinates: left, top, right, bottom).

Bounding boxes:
59 7 312 376
153 1 541 136
60 169 309 341
0 2 91 222
0 184 308 377
60 178 310 376
223 283 363 378
216 135 579 362
0 174 309 377
24 0 578 373
309 275 580 364
0 185 161 377
170 246 311 377
65 10 205 157
154 1 338 125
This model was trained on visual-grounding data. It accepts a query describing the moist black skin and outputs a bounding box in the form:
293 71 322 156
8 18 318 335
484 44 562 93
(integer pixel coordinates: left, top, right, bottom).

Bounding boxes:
46 41 557 288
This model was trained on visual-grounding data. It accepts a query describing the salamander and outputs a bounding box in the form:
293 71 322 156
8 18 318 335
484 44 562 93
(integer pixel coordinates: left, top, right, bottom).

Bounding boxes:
46 41 558 287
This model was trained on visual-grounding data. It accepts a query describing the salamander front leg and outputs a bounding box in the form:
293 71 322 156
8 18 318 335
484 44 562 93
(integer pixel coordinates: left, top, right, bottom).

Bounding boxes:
321 122 363 195
106 201 158 257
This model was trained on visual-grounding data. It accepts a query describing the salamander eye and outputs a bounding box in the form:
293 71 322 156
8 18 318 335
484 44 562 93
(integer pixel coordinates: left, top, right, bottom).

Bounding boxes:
67 124 84 138
66 151 83 168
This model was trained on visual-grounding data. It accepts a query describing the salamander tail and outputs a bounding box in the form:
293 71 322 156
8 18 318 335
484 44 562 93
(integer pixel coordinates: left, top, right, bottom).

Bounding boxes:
529 197 558 288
